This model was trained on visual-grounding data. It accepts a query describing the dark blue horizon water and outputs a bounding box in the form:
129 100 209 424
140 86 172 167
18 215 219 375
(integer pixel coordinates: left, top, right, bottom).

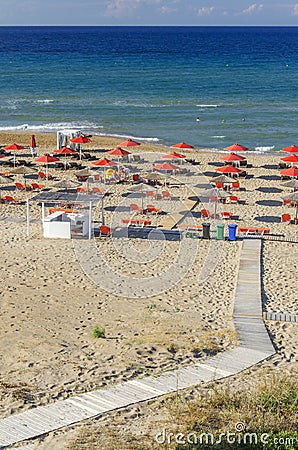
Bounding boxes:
0 26 297 152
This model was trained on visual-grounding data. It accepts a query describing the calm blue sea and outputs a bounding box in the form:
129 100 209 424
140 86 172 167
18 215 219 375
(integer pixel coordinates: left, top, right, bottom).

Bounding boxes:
0 26 297 152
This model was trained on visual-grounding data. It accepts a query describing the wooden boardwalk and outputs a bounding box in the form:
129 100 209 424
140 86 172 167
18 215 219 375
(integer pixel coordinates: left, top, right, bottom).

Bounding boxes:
0 239 275 449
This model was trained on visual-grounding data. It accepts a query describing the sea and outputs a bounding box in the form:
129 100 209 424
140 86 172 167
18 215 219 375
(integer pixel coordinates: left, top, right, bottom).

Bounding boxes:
0 26 297 153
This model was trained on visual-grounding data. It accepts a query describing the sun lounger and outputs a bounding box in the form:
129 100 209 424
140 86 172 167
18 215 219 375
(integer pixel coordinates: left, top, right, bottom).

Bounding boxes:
38 171 53 180
201 209 212 218
31 183 45 191
49 207 79 214
4 195 22 204
15 182 31 191
238 226 270 236
221 211 232 219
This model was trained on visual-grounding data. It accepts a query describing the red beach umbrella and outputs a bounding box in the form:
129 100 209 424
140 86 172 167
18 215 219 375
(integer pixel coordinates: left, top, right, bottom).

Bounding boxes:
118 138 141 147
70 136 92 144
163 151 186 159
107 146 131 157
3 143 25 151
280 154 298 164
220 152 245 162
153 162 179 171
3 143 26 167
92 157 118 167
70 135 92 160
280 166 298 178
30 134 36 148
54 147 77 155
216 165 243 174
35 153 60 179
54 147 78 169
281 145 298 153
171 142 194 149
224 142 249 152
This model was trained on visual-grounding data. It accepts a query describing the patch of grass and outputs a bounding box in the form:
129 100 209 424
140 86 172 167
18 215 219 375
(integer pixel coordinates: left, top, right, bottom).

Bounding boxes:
91 326 106 339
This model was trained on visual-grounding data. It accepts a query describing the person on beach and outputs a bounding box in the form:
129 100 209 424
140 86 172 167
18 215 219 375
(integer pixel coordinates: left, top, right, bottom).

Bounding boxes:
30 146 35 158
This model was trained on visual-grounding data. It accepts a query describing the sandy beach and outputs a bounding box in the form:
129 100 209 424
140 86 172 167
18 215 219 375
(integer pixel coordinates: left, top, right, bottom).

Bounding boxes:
0 131 297 448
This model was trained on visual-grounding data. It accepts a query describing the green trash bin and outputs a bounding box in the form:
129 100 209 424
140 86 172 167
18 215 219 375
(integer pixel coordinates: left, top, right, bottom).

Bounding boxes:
216 223 225 240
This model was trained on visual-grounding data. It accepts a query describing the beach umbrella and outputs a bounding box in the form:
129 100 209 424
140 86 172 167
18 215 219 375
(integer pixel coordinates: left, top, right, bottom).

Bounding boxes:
10 165 37 186
70 135 92 160
200 187 230 200
216 165 243 175
153 162 179 172
280 166 298 178
30 135 36 157
92 157 118 167
220 152 245 162
282 191 298 223
224 142 249 152
118 138 141 147
3 143 26 167
107 146 131 157
35 153 60 179
52 178 81 190
163 151 186 159
210 174 236 184
54 147 78 169
281 144 298 153
141 171 167 181
280 154 298 165
127 183 156 211
281 179 298 190
171 142 194 149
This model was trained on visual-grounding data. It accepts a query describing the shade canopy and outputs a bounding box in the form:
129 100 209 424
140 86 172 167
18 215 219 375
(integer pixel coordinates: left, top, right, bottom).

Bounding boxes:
35 154 60 163
210 174 236 184
92 157 118 167
220 152 245 162
200 187 231 199
118 138 141 147
216 165 243 174
171 142 194 149
3 143 25 151
224 142 249 152
280 166 298 177
70 136 92 144
281 144 298 153
54 147 77 155
10 165 37 175
141 171 167 181
107 146 131 157
280 154 298 163
281 179 298 189
153 162 179 171
52 179 81 189
163 151 186 159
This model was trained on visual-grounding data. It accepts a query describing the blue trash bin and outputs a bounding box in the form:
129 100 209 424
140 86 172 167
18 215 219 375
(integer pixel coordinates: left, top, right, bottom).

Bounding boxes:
228 224 238 241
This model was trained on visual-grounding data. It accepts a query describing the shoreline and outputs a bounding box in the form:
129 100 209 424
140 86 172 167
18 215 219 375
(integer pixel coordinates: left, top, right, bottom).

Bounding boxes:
0 130 283 157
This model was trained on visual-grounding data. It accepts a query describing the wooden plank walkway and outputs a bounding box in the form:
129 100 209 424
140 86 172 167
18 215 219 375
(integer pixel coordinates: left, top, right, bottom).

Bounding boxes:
0 239 275 449
159 197 198 229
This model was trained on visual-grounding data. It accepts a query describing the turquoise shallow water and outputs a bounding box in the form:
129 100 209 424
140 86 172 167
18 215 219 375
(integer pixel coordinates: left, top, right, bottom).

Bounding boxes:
0 26 297 152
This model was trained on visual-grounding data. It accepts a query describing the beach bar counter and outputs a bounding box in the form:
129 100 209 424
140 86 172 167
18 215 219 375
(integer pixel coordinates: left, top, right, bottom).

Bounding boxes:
43 211 89 239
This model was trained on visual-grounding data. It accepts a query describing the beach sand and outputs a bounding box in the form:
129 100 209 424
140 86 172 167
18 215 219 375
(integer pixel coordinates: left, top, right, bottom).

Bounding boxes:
0 131 297 448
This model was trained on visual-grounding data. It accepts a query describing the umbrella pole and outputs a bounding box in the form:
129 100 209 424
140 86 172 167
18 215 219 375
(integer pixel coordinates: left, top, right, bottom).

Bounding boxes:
101 196 105 225
26 199 30 237
88 201 92 240
79 145 82 161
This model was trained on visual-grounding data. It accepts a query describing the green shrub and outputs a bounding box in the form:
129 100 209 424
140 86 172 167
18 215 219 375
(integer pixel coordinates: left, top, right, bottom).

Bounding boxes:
91 326 106 339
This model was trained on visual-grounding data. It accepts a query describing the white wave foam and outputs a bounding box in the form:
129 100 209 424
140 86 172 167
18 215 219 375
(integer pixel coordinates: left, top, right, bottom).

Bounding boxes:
212 135 226 139
254 146 275 153
95 132 159 142
196 104 220 108
35 99 54 104
0 122 104 132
